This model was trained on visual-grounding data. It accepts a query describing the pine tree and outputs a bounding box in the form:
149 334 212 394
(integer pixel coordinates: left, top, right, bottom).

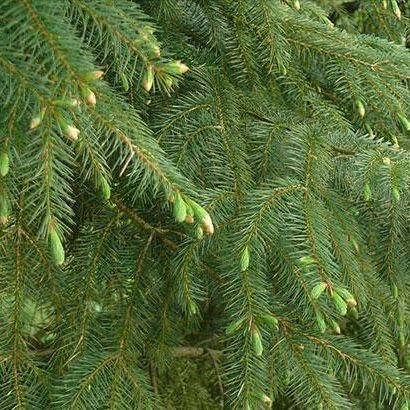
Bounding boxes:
1 0 410 408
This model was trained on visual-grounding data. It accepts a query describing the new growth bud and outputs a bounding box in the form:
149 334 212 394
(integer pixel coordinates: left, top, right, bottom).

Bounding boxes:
83 70 104 81
261 394 273 408
173 194 187 223
30 117 42 130
316 312 326 333
185 214 194 224
188 301 197 315
86 91 96 106
392 187 401 202
260 314 279 329
332 292 348 316
82 88 96 106
65 125 80 141
350 307 359 319
363 183 372 201
49 227 65 265
142 66 154 92
350 238 360 254
185 198 214 235
397 113 410 131
30 108 46 130
120 73 129 92
58 119 80 141
240 246 250 271
202 213 214 234
331 320 341 334
0 196 9 225
0 151 9 177
355 100 365 118
196 225 204 240
335 288 357 308
152 45 161 57
185 204 194 224
311 282 328 299
251 326 263 356
225 318 245 335
298 255 316 266
165 61 190 75
392 1 401 20
100 176 111 200
178 62 190 74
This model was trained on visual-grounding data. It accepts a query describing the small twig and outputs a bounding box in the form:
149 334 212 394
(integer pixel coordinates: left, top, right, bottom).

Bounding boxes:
208 349 225 408
112 197 177 250
112 198 224 284
331 145 356 156
149 361 159 397
172 346 223 360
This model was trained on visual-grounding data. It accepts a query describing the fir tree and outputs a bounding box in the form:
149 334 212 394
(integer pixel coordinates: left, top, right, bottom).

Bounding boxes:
1 0 410 409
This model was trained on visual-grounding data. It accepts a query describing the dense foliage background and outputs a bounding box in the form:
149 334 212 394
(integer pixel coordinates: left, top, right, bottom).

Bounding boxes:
1 0 410 408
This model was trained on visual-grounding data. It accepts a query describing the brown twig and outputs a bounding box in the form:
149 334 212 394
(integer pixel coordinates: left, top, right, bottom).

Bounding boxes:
208 349 225 408
172 346 223 360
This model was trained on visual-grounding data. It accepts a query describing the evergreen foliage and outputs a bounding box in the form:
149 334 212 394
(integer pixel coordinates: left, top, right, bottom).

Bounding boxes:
1 0 410 408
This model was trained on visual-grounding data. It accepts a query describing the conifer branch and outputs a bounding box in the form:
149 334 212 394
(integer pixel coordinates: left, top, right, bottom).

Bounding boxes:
2 1 410 408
